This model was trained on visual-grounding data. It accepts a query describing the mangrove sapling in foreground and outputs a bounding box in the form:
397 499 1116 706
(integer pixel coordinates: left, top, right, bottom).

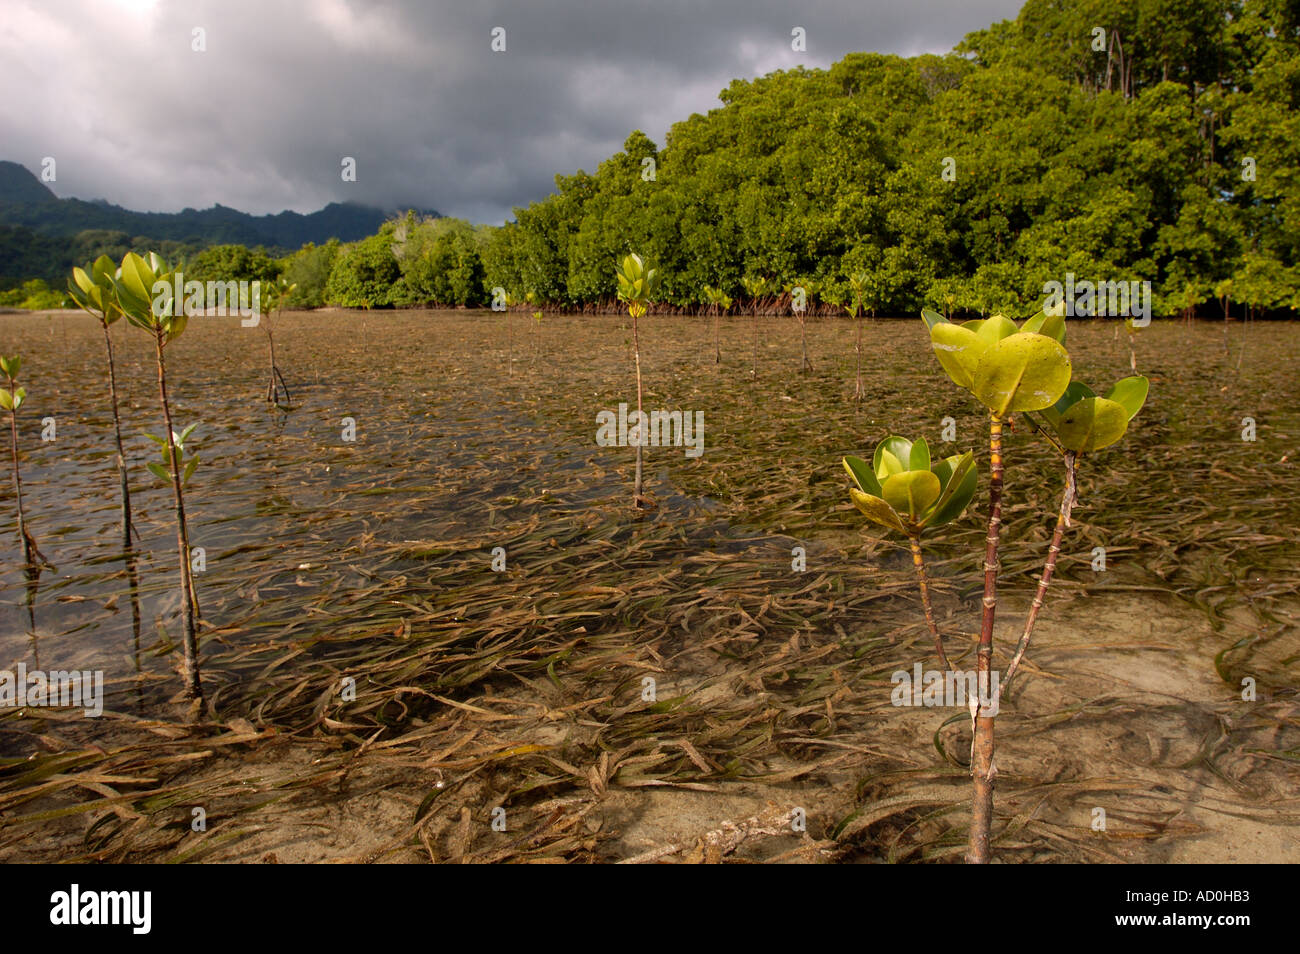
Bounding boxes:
68 256 136 547
909 307 1148 863
111 251 206 704
615 253 658 511
843 436 978 672
920 308 1070 863
1004 373 1149 694
1 356 51 572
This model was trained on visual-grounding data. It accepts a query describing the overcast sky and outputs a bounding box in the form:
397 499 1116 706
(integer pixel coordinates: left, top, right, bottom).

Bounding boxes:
2 0 1024 225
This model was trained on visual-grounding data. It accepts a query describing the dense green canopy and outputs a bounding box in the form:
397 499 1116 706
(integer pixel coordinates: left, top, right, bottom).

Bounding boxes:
12 0 1296 318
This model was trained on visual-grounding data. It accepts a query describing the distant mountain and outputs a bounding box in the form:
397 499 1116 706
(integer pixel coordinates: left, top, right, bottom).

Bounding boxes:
0 159 437 257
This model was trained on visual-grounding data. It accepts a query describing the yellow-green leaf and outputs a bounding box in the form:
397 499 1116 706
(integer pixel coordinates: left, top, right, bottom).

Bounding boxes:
849 488 906 534
881 470 942 522
972 332 1072 416
1056 396 1130 452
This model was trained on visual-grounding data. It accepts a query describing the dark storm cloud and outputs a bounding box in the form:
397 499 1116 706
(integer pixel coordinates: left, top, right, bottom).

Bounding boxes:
1 0 1024 225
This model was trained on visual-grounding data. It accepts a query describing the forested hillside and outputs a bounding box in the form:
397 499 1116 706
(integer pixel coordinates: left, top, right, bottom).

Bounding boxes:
471 0 1299 317
9 0 1298 318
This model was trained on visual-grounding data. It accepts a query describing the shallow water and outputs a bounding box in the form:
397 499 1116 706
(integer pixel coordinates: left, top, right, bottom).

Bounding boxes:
2 311 1298 700
3 308 1299 862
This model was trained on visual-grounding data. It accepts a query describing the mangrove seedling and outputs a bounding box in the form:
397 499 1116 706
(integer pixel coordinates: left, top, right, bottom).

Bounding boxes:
702 285 731 364
69 256 136 548
261 276 297 407
920 306 1073 863
843 436 978 670
788 279 816 373
615 253 658 510
847 273 874 401
111 251 205 703
1 356 51 571
525 290 543 364
502 290 520 376
1003 374 1149 698
741 275 769 378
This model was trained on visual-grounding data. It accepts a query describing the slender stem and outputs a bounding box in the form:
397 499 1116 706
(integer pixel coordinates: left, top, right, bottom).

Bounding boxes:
908 533 953 672
714 305 721 364
854 309 863 400
101 320 133 549
155 333 202 701
1000 452 1077 698
6 386 30 567
800 314 812 372
633 308 644 505
968 412 1004 865
267 323 277 402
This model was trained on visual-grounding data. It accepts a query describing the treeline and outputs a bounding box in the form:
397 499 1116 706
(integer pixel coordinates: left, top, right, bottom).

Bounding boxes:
467 0 1299 318
13 0 1299 319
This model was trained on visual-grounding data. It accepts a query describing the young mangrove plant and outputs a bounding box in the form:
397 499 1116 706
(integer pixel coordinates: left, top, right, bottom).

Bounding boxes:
111 251 205 703
1 356 51 571
526 290 543 364
843 436 978 671
918 307 1070 862
848 273 873 401
68 256 136 547
788 278 816 373
905 306 1148 862
502 290 520 377
702 285 731 364
615 253 658 511
261 277 297 407
741 275 769 378
1005 373 1149 697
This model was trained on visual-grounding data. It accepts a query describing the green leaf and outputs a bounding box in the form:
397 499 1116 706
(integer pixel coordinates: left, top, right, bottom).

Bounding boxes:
166 309 188 342
1041 381 1095 429
921 308 947 330
908 437 931 472
146 461 170 483
1104 375 1149 421
143 431 168 446
975 314 1019 346
925 452 978 528
182 454 199 486
881 470 942 522
179 422 199 445
1020 311 1066 343
849 488 906 534
0 389 11 411
72 266 96 295
115 253 155 322
91 255 116 286
12 387 24 410
842 455 881 497
972 332 1072 416
873 436 913 479
929 322 984 390
1056 396 1130 452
